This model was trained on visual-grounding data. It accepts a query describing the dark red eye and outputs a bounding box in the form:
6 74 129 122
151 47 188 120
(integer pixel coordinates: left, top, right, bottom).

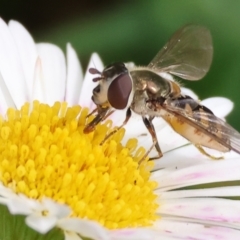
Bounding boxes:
107 73 132 109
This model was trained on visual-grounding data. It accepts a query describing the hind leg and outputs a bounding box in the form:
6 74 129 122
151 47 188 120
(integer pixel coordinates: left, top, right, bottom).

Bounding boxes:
195 144 224 160
138 116 163 165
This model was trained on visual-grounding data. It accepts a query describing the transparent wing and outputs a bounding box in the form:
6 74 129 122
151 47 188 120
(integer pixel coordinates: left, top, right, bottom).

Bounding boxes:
164 97 240 153
148 25 213 80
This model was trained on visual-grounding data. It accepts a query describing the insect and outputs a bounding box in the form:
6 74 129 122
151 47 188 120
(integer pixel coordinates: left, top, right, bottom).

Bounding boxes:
84 25 240 163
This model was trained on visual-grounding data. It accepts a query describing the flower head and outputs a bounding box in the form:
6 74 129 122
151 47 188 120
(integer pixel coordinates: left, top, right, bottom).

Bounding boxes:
0 18 240 240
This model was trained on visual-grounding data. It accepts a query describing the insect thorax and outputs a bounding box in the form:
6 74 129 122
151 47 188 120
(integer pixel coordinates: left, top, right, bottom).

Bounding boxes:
130 68 171 96
129 68 179 115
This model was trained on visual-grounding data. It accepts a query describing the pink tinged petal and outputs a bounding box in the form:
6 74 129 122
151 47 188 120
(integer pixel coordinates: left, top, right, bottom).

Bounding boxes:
32 57 46 102
159 216 240 233
160 186 240 199
152 158 240 191
79 53 104 110
159 198 240 226
110 228 156 240
0 18 28 107
154 218 240 240
65 43 83 106
36 43 66 105
201 97 233 119
8 20 37 97
57 218 109 240
0 72 16 114
26 214 57 234
181 87 198 100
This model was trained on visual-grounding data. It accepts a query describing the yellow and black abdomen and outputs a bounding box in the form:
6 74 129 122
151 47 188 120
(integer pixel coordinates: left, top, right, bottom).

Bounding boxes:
160 96 231 153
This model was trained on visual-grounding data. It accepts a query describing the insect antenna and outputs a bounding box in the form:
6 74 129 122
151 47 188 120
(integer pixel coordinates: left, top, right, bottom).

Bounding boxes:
89 60 103 82
89 67 103 82
92 77 103 82
89 68 101 75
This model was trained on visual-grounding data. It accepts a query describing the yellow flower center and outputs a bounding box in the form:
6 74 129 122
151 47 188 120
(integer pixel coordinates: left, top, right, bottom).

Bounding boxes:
0 101 158 229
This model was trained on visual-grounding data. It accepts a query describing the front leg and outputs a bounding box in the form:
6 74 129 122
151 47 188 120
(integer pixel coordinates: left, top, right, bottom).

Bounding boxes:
100 107 132 145
139 116 163 165
84 106 111 134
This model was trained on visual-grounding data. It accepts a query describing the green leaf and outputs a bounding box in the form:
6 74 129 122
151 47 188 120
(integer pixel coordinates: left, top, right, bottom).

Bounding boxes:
0 205 64 240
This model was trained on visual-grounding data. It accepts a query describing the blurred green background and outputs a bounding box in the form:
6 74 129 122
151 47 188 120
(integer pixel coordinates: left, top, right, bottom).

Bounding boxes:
2 0 240 130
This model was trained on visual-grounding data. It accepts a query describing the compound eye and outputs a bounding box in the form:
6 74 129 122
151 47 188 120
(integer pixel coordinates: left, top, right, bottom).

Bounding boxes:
107 73 132 109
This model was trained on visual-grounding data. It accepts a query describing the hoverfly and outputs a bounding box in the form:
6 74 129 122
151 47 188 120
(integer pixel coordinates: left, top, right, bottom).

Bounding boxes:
84 25 240 163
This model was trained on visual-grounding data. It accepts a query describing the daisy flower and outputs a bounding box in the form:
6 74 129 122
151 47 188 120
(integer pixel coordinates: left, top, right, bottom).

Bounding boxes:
0 18 240 240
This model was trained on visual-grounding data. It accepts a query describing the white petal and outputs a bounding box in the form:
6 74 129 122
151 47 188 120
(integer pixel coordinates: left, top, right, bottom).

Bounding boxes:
125 61 135 70
64 231 83 240
201 97 233 118
0 192 38 215
122 112 149 141
5 193 43 215
36 43 66 105
153 143 240 172
153 144 206 171
152 157 240 191
160 186 240 199
153 123 189 154
41 198 70 218
110 228 156 240
26 214 57 234
159 72 175 81
8 20 37 97
58 218 109 240
79 53 104 110
0 183 19 198
0 72 15 115
32 57 46 102
159 215 240 232
6 197 33 215
159 198 240 226
65 43 83 106
0 18 28 107
181 87 198 100
108 109 128 127
154 218 240 239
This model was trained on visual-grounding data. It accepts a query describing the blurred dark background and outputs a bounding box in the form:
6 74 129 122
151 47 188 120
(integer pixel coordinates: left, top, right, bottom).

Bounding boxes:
2 0 240 130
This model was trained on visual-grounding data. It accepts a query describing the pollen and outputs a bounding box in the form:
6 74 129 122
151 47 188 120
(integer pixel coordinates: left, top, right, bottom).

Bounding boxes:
0 101 158 229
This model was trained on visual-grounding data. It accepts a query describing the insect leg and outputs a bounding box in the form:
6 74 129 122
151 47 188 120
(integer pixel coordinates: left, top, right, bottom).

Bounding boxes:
148 116 163 156
86 107 98 118
195 144 224 160
87 107 114 120
101 110 115 121
139 116 163 165
100 107 132 145
83 107 110 134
